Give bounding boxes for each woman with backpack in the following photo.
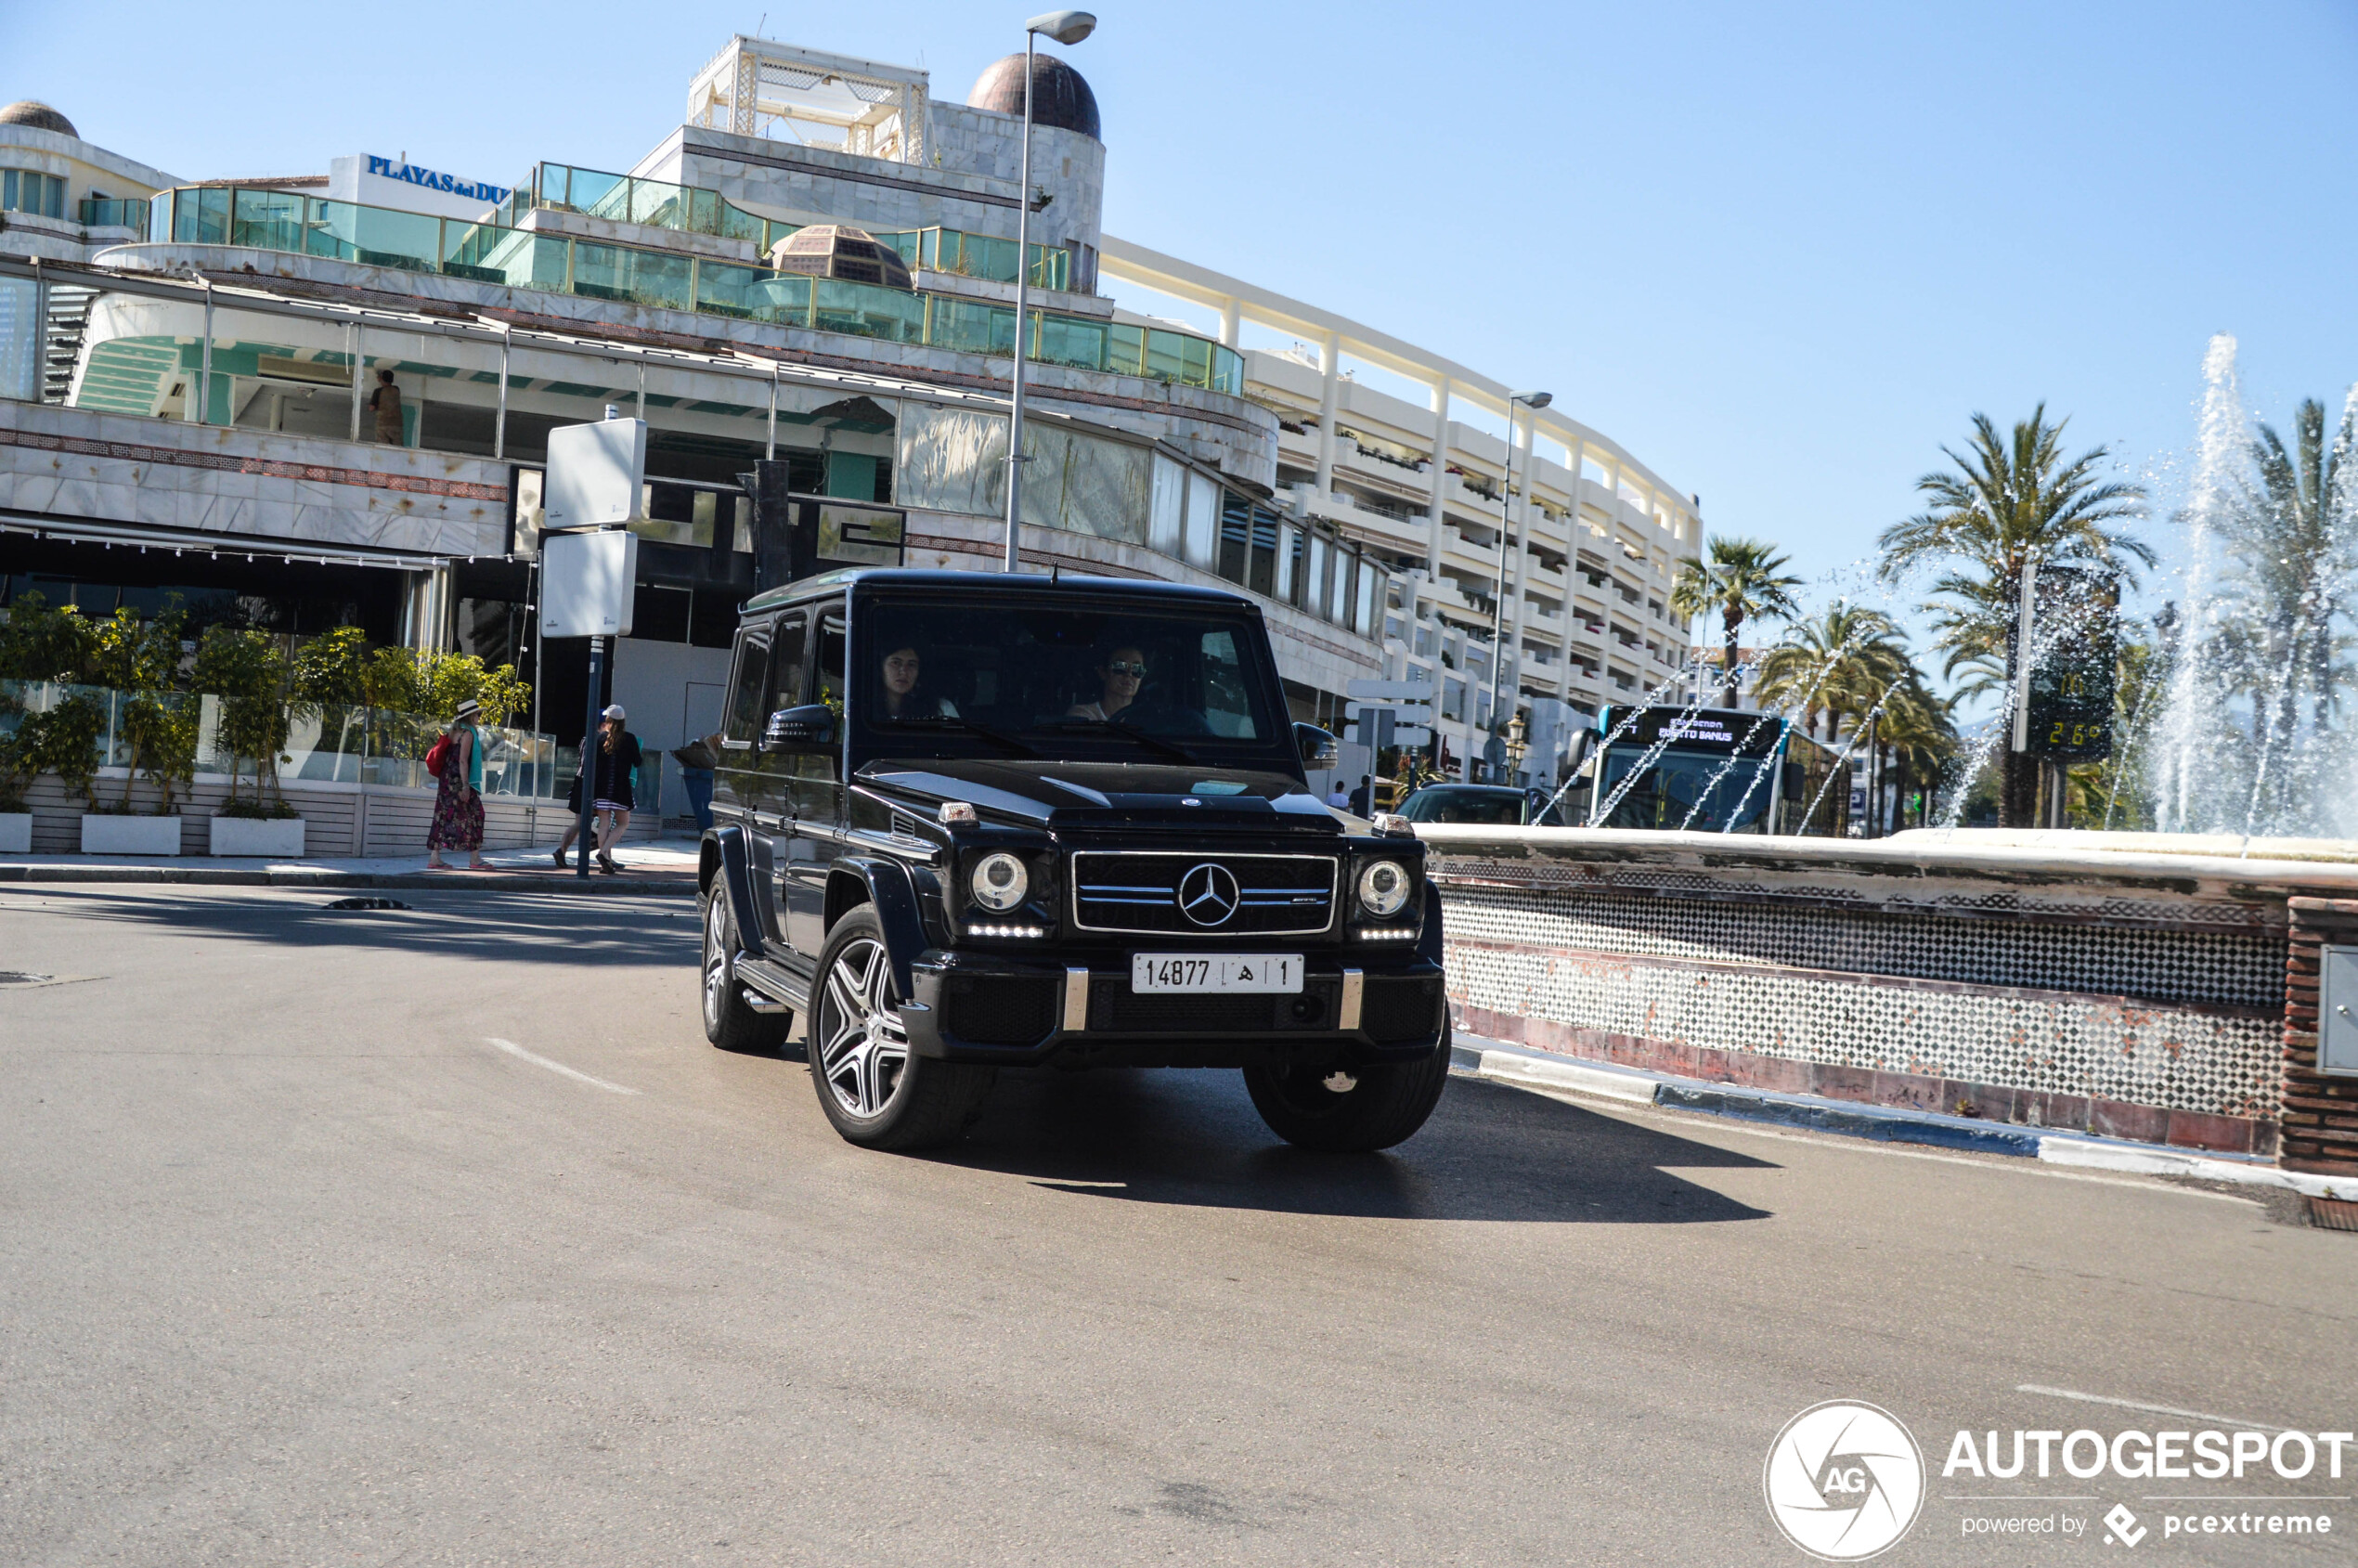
[425,699,490,871]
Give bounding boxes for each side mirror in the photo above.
[762,704,836,752]
[1563,729,1595,775]
[1294,722,1340,771]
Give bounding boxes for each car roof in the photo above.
[741,568,1258,617]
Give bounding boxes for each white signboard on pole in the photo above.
[541,530,638,638]
[544,417,648,531]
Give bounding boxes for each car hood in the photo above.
[860,757,1344,831]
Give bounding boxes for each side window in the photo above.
[767,610,810,716]
[1199,628,1258,738]
[814,603,848,719]
[723,623,772,745]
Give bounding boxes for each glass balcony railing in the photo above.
[77,196,151,231]
[144,186,1240,394]
[496,162,770,248]
[882,227,1069,292]
[498,162,1070,291]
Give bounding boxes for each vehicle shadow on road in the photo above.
[6,888,696,970]
[936,1068,1777,1225]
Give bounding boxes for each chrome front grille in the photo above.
[1070,851,1338,936]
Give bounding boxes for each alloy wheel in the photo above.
[816,938,908,1119]
[703,896,731,1031]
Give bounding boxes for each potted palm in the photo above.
[197,627,304,857]
[81,605,193,855]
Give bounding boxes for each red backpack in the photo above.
[424,732,454,779]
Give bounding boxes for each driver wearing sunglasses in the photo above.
[1066,644,1148,722]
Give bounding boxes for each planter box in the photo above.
[81,813,184,856]
[209,815,305,858]
[0,812,29,854]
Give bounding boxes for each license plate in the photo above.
[1131,953,1303,993]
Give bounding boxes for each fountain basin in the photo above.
[1416,824,2358,1168]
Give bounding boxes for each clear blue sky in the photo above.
[11,0,2357,601]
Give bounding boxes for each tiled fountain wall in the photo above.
[1419,832,2346,1159]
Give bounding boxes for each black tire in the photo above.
[808,905,995,1150]
[1243,1020,1452,1152]
[701,887,791,1053]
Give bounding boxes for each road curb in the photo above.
[0,864,698,895]
[1451,1034,2358,1193]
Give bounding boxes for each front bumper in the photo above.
[903,947,1449,1069]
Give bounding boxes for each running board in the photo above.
[733,952,810,1013]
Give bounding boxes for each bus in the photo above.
[1559,705,1849,836]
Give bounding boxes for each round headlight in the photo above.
[1356,859,1411,918]
[970,851,1030,913]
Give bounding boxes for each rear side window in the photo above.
[814,603,848,716]
[767,610,810,715]
[724,622,772,744]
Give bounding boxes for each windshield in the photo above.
[853,595,1290,764]
[1596,746,1771,832]
[1399,787,1525,825]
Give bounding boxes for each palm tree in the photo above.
[1878,406,2150,826]
[1753,604,1911,741]
[1874,674,1958,831]
[1670,536,1804,703]
[2221,398,2354,805]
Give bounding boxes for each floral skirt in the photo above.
[427,775,484,850]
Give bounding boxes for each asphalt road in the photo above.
[3,885,2352,1567]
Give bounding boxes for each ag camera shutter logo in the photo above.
[1764,1400,1925,1561]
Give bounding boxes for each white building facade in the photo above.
[1,41,1701,797]
[1099,243,1702,785]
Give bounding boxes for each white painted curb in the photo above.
[2039,1136,2358,1200]
[1474,1048,1659,1106]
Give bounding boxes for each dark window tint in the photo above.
[814,604,847,710]
[724,622,771,743]
[767,610,809,714]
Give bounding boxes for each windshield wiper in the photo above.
[877,713,1037,757]
[1032,717,1200,765]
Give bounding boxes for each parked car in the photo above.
[1394,783,1566,827]
[697,569,1452,1153]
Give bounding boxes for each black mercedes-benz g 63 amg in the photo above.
[695,569,1450,1152]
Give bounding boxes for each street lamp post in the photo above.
[1483,389,1550,781]
[1004,10,1097,573]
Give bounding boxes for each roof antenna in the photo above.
[1049,562,1061,583]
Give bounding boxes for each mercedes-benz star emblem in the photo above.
[1176,862,1240,927]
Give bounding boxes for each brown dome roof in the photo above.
[967,54,1101,141]
[0,101,79,137]
[767,225,914,290]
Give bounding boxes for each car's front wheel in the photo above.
[1243,1021,1452,1152]
[702,888,791,1053]
[808,905,995,1149]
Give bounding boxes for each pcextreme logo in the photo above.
[1764,1401,1926,1561]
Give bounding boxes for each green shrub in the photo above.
[17,693,104,805]
[0,693,28,813]
[292,627,369,708]
[195,627,296,811]
[362,646,530,724]
[93,604,194,814]
[0,591,98,684]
